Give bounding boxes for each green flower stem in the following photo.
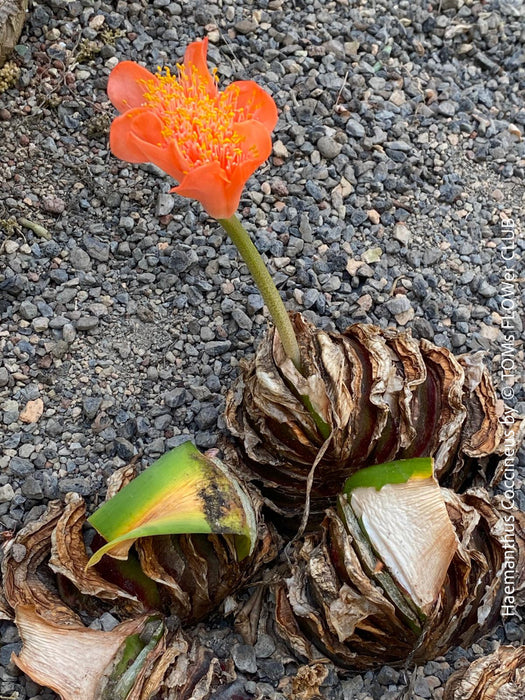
[218,214,302,372]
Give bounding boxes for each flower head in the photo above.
[107,37,278,219]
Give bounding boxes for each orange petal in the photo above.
[173,162,233,219]
[110,109,154,163]
[224,155,269,214]
[223,160,262,216]
[126,110,191,180]
[227,81,279,132]
[221,121,273,216]
[110,109,190,182]
[173,121,272,218]
[136,139,189,183]
[234,119,273,163]
[107,61,155,113]
[183,37,217,97]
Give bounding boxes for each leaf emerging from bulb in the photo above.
[88,442,258,566]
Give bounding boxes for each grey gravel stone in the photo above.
[412,274,429,298]
[0,643,21,667]
[84,235,110,262]
[393,223,411,245]
[317,135,343,159]
[51,340,69,358]
[63,322,77,343]
[232,308,253,331]
[56,287,77,304]
[258,658,285,682]
[114,437,136,460]
[46,418,63,437]
[169,248,199,273]
[119,215,135,230]
[0,483,15,503]
[377,666,400,685]
[76,316,99,331]
[1,274,27,295]
[3,400,19,424]
[195,405,218,430]
[232,644,257,674]
[0,367,10,387]
[19,300,38,320]
[164,388,186,408]
[99,612,120,632]
[50,268,68,283]
[70,247,91,270]
[156,193,175,216]
[412,318,435,340]
[83,396,102,419]
[247,294,264,314]
[478,281,498,298]
[413,674,433,698]
[451,333,467,348]
[32,316,50,332]
[504,620,523,642]
[205,340,231,356]
[341,676,364,698]
[384,295,411,316]
[346,119,366,138]
[254,634,276,659]
[235,18,258,34]
[9,457,34,477]
[58,477,92,496]
[438,100,457,117]
[21,475,43,499]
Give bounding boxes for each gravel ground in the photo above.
[1,0,524,698]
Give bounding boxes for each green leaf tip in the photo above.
[300,393,331,440]
[87,441,257,567]
[343,457,434,495]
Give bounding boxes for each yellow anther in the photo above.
[139,63,262,175]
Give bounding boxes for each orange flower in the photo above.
[107,37,278,219]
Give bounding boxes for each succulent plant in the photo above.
[443,645,525,700]
[226,313,522,525]
[273,477,524,671]
[0,452,275,698]
[82,445,278,623]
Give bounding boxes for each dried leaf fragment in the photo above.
[49,492,149,612]
[1,500,80,624]
[288,663,329,700]
[443,645,525,700]
[0,0,28,67]
[12,606,162,700]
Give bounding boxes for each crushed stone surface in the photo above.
[1,0,524,698]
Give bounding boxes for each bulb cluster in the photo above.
[0,61,20,93]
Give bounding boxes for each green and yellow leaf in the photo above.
[87,442,257,567]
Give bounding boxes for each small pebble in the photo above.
[317,135,342,159]
[76,316,99,331]
[232,644,257,674]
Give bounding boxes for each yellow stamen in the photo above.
[141,64,260,175]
